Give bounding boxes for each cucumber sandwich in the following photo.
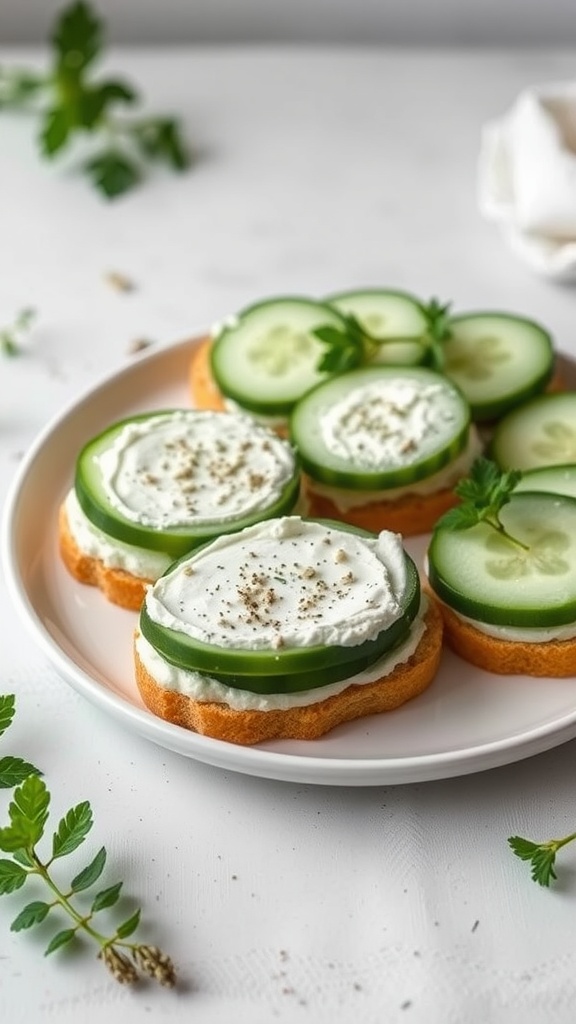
[134,516,443,744]
[59,409,301,609]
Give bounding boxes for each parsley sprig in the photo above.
[312,297,453,375]
[508,832,576,887]
[436,457,527,550]
[0,1,190,198]
[0,308,36,357]
[0,695,176,986]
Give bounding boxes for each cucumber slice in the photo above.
[327,288,428,366]
[290,366,470,490]
[210,297,347,416]
[139,553,420,693]
[75,410,300,557]
[490,392,576,471]
[442,312,554,421]
[514,464,576,499]
[428,492,576,627]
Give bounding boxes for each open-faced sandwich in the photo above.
[59,409,301,610]
[426,457,576,676]
[134,515,443,745]
[290,365,482,536]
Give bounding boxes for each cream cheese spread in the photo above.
[64,489,172,579]
[319,377,465,470]
[144,516,409,650]
[443,602,576,644]
[307,430,483,510]
[136,598,428,711]
[95,410,297,528]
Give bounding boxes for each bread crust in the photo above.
[189,337,227,412]
[133,600,443,745]
[435,597,576,677]
[304,485,459,537]
[58,503,151,611]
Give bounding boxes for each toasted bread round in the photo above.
[189,337,227,412]
[434,597,576,677]
[304,484,459,537]
[58,504,152,611]
[133,600,443,745]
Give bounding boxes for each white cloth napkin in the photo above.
[478,82,576,280]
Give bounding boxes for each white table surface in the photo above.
[2,46,576,1024]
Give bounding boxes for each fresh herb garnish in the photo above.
[436,457,526,549]
[312,314,369,374]
[419,297,453,371]
[0,308,36,357]
[312,297,453,374]
[0,1,190,198]
[0,694,176,986]
[508,832,576,887]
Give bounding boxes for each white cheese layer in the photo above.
[145,516,409,650]
[96,410,296,528]
[307,430,483,510]
[445,603,576,644]
[318,377,465,469]
[64,489,172,579]
[136,598,428,711]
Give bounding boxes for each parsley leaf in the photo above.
[84,150,142,198]
[419,297,453,370]
[313,316,365,374]
[132,117,190,170]
[436,456,524,545]
[508,832,576,887]
[0,1,190,198]
[52,0,102,77]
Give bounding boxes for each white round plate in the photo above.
[4,338,576,787]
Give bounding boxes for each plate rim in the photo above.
[4,336,576,787]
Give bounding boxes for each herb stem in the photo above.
[489,518,531,552]
[30,850,107,946]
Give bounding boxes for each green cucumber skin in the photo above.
[428,492,576,627]
[444,312,554,422]
[75,410,301,557]
[139,545,420,688]
[290,366,470,491]
[139,611,413,694]
[210,296,348,416]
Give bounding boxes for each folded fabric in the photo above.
[478,82,576,280]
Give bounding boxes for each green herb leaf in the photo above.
[70,845,106,892]
[52,801,93,860]
[436,457,523,542]
[11,900,52,932]
[39,106,72,156]
[132,117,189,170]
[84,150,141,198]
[417,297,453,370]
[52,0,102,77]
[115,907,141,939]
[0,696,15,739]
[312,316,365,374]
[12,849,35,868]
[0,859,28,895]
[0,756,42,790]
[91,880,123,912]
[79,80,138,129]
[45,928,77,956]
[508,836,558,887]
[0,775,50,852]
